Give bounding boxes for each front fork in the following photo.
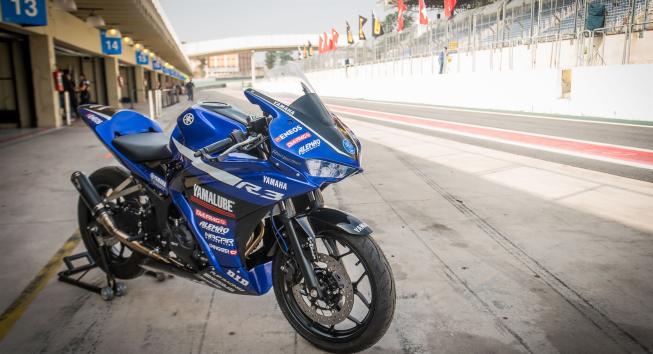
[278,196,323,298]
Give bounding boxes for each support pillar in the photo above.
[251,50,256,83]
[104,57,120,107]
[28,33,59,128]
[134,66,146,103]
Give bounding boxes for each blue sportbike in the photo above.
[71,65,395,352]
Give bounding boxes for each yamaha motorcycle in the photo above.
[71,65,395,353]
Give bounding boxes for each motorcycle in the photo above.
[71,64,395,353]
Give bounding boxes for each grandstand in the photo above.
[302,0,653,72]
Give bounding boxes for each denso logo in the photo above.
[274,125,302,143]
[286,132,311,148]
[298,139,321,155]
[194,209,227,226]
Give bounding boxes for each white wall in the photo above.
[302,62,653,122]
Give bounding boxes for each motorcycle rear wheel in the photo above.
[272,230,395,353]
[78,166,145,279]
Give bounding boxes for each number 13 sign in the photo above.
[0,0,47,26]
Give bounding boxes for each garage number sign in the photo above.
[0,0,47,26]
[101,29,122,55]
[136,50,149,65]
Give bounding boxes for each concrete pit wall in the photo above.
[301,34,653,122]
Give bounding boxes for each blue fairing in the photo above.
[77,85,364,296]
[78,105,168,194]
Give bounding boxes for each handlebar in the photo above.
[193,136,234,157]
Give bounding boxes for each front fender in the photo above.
[307,207,372,236]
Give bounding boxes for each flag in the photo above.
[419,0,429,25]
[302,45,307,59]
[346,21,354,44]
[358,15,367,40]
[331,27,339,50]
[372,12,384,37]
[318,34,324,54]
[397,0,408,32]
[308,41,313,56]
[444,0,457,18]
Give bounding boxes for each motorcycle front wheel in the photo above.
[272,231,395,353]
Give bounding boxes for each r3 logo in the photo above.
[235,181,284,201]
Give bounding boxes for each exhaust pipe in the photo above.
[71,171,171,264]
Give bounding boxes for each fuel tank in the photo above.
[173,102,250,150]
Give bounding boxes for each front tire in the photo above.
[272,231,395,353]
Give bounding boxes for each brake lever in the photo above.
[213,134,264,162]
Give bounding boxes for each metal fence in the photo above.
[301,0,653,71]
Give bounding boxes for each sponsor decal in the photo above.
[194,209,228,226]
[272,149,301,166]
[204,232,234,246]
[86,114,103,125]
[353,222,369,233]
[263,176,288,190]
[274,125,303,143]
[209,243,238,256]
[227,269,250,287]
[182,113,194,125]
[199,270,241,292]
[191,185,236,218]
[273,101,296,116]
[298,139,321,155]
[286,132,311,148]
[149,172,166,190]
[199,221,230,235]
[342,139,356,154]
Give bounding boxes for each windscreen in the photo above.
[253,63,355,157]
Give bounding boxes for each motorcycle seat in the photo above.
[112,132,172,162]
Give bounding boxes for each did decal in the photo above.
[274,125,303,143]
[227,269,250,287]
[286,132,311,148]
[263,176,288,190]
[191,185,235,218]
[298,139,321,155]
[194,209,228,226]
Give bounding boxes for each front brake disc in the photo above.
[291,253,355,326]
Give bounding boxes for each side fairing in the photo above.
[168,129,316,295]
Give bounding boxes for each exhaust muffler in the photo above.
[71,171,170,264]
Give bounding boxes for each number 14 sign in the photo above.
[0,0,47,26]
[100,29,122,55]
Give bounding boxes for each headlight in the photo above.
[306,159,356,178]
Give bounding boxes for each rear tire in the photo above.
[272,231,395,353]
[78,166,145,279]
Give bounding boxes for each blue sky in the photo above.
[159,0,390,43]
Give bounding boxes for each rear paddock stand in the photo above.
[57,248,169,301]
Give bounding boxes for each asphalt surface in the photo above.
[323,97,653,182]
[0,88,651,353]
